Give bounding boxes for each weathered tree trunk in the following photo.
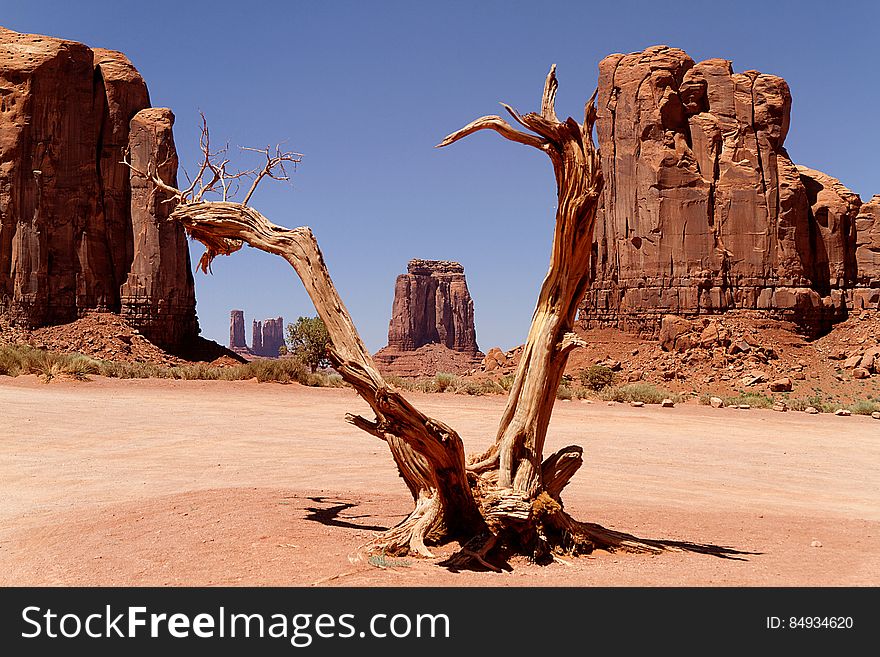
[172,202,485,557]
[154,66,666,567]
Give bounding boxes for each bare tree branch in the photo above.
[436,115,546,150]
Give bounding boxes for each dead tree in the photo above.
[128,70,665,567]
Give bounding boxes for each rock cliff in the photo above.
[0,27,197,346]
[581,45,869,336]
[376,259,481,375]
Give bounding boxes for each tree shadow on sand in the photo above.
[303,496,389,532]
[441,523,761,573]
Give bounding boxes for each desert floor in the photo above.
[1,376,877,586]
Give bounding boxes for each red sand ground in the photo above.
[1,376,877,586]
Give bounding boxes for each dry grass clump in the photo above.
[0,345,341,385]
[599,383,681,405]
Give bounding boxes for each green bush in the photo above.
[580,365,614,391]
[286,316,330,372]
[556,385,574,400]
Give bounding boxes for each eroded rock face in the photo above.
[854,197,880,310]
[0,27,197,346]
[386,259,479,353]
[120,108,197,345]
[376,259,482,375]
[582,45,864,336]
[253,317,284,357]
[229,310,246,349]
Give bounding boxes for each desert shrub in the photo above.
[305,371,346,387]
[848,399,879,416]
[498,374,515,392]
[245,357,310,383]
[580,365,614,391]
[0,345,103,381]
[63,354,101,380]
[788,395,836,413]
[434,372,459,393]
[600,383,679,405]
[722,393,774,409]
[556,385,574,401]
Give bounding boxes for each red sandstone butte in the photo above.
[375,259,482,375]
[0,27,197,346]
[581,45,871,336]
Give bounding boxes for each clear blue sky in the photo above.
[4,0,878,351]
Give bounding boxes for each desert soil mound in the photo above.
[375,343,483,377]
[0,378,877,586]
[1,312,242,366]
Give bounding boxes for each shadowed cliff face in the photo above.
[386,259,479,354]
[582,45,873,337]
[0,27,197,346]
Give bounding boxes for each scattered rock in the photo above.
[630,401,645,408]
[729,340,752,355]
[852,367,870,379]
[742,371,767,386]
[843,355,862,369]
[810,540,823,548]
[737,404,751,410]
[659,315,696,352]
[871,411,880,420]
[661,398,675,408]
[709,396,724,408]
[834,409,852,416]
[771,402,788,412]
[769,377,793,392]
[804,406,820,414]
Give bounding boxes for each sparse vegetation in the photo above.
[847,399,879,416]
[433,372,459,392]
[721,393,774,409]
[556,385,574,400]
[580,364,614,391]
[599,383,681,405]
[0,344,333,385]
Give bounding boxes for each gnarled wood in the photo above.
[438,65,603,499]
[167,201,485,556]
[139,70,679,566]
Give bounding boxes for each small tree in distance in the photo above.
[287,316,330,372]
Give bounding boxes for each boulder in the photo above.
[769,377,793,392]
[659,315,695,352]
[852,368,870,379]
[804,406,820,414]
[709,396,724,408]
